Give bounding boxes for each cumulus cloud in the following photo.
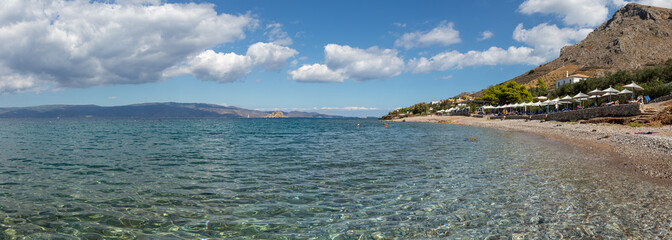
[166,50,253,83]
[166,42,297,82]
[114,0,162,5]
[247,42,298,71]
[394,22,461,49]
[0,0,254,93]
[513,23,593,59]
[324,44,404,81]
[478,31,494,41]
[519,0,609,27]
[288,64,345,83]
[408,46,546,73]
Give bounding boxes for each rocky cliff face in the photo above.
[559,3,672,70]
[474,3,672,96]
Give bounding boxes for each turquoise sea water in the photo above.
[1,118,672,239]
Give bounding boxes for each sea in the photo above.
[1,118,671,239]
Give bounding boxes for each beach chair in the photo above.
[644,96,651,103]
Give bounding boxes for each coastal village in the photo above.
[384,3,672,127]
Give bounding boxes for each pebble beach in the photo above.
[390,115,672,183]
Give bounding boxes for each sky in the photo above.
[0,0,671,117]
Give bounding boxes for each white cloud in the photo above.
[288,64,345,83]
[265,23,293,45]
[0,0,254,93]
[247,42,298,71]
[408,46,546,73]
[324,44,404,81]
[109,96,119,100]
[394,22,461,49]
[393,22,407,28]
[114,0,162,5]
[519,0,609,27]
[636,0,672,8]
[0,73,44,94]
[166,50,253,83]
[166,42,298,82]
[478,31,494,41]
[513,23,592,59]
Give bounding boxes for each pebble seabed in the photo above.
[2,118,672,239]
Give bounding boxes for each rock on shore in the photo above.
[265,111,286,118]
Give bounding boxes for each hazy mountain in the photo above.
[474,3,672,97]
[0,102,343,119]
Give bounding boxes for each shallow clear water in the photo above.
[0,118,671,239]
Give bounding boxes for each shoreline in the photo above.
[390,115,672,184]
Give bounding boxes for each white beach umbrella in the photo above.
[602,86,619,102]
[559,95,574,110]
[623,82,644,90]
[534,96,548,101]
[601,92,618,99]
[603,86,619,94]
[573,92,589,99]
[588,88,604,106]
[618,89,632,95]
[560,95,574,102]
[588,88,605,96]
[623,82,644,100]
[573,92,589,108]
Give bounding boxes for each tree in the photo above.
[478,80,533,104]
[410,102,429,115]
[537,78,547,91]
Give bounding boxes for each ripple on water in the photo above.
[0,119,671,238]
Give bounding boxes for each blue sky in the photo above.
[0,0,670,117]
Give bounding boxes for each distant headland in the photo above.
[0,102,344,119]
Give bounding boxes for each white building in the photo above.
[430,100,440,105]
[556,72,589,88]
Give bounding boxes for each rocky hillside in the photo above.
[474,3,672,96]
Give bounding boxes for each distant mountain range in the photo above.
[0,102,344,119]
[473,3,672,97]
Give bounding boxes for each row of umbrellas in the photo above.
[482,82,644,110]
[437,107,461,113]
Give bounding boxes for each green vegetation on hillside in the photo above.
[478,80,533,105]
[552,59,672,99]
[410,102,429,114]
[383,59,672,119]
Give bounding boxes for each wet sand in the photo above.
[390,115,672,184]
